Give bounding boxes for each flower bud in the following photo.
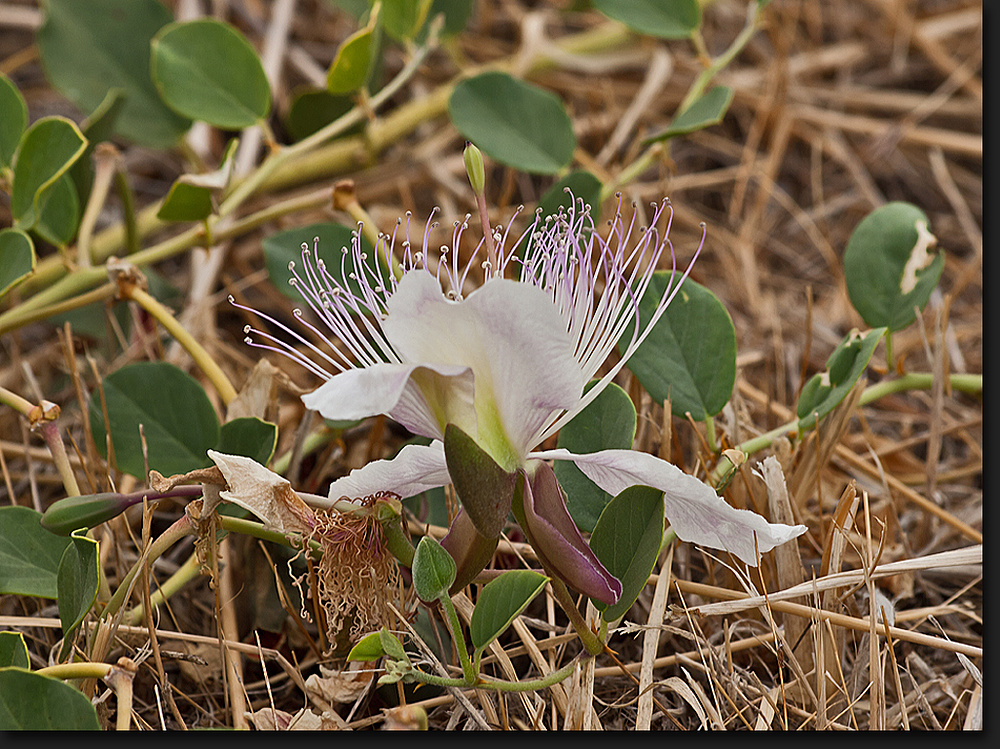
[41,492,140,536]
[463,141,485,195]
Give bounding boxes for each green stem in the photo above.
[440,593,476,683]
[36,662,113,681]
[549,577,604,656]
[409,656,581,692]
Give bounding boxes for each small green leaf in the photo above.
[33,173,81,247]
[645,85,734,144]
[284,88,358,142]
[554,381,637,533]
[0,506,74,599]
[152,19,271,129]
[89,361,221,479]
[156,180,215,222]
[327,24,377,94]
[262,222,380,305]
[37,0,190,148]
[381,0,432,41]
[0,669,101,730]
[449,72,576,175]
[0,228,36,300]
[10,116,87,231]
[593,0,701,39]
[412,536,457,602]
[346,631,385,661]
[444,424,517,540]
[588,485,664,622]
[0,633,30,669]
[378,627,409,662]
[796,328,886,428]
[470,570,548,652]
[626,274,737,420]
[215,417,279,466]
[57,529,100,651]
[843,202,945,332]
[0,72,27,169]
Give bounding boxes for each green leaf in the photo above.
[796,327,886,428]
[588,485,664,622]
[444,424,517,540]
[470,570,548,652]
[0,72,27,169]
[156,180,215,222]
[645,85,733,144]
[0,506,73,599]
[10,116,87,231]
[425,0,475,37]
[327,24,377,94]
[0,633,30,670]
[284,88,358,142]
[554,381,636,533]
[412,536,457,602]
[0,668,101,730]
[347,630,385,661]
[449,72,576,175]
[0,228,36,300]
[626,274,737,420]
[215,417,279,466]
[593,0,701,39]
[36,0,191,148]
[537,171,603,220]
[33,173,81,247]
[57,529,100,650]
[378,627,409,662]
[262,222,379,305]
[843,202,945,332]
[381,0,432,41]
[89,361,221,479]
[152,19,271,129]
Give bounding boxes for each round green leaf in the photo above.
[588,485,664,622]
[0,669,100,730]
[0,228,36,300]
[10,116,87,231]
[326,25,377,94]
[0,632,30,669]
[263,222,378,304]
[626,274,737,420]
[593,0,701,39]
[470,570,549,652]
[0,72,27,169]
[89,361,221,479]
[215,417,279,466]
[412,536,457,602]
[36,0,191,148]
[843,202,945,332]
[449,72,575,175]
[554,381,637,533]
[645,85,734,144]
[33,173,81,247]
[0,506,74,599]
[152,19,271,129]
[57,529,100,648]
[796,327,886,428]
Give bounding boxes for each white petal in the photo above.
[533,448,807,566]
[383,273,584,457]
[316,442,451,505]
[302,361,475,442]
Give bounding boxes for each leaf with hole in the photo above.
[625,274,736,420]
[588,485,664,622]
[0,507,74,599]
[36,0,191,148]
[449,72,575,175]
[152,19,271,129]
[554,381,636,533]
[470,570,549,652]
[843,202,944,332]
[89,361,221,479]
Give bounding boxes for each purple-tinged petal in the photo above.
[533,448,807,567]
[517,461,621,606]
[316,443,451,506]
[383,273,584,457]
[301,361,476,442]
[440,508,500,594]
